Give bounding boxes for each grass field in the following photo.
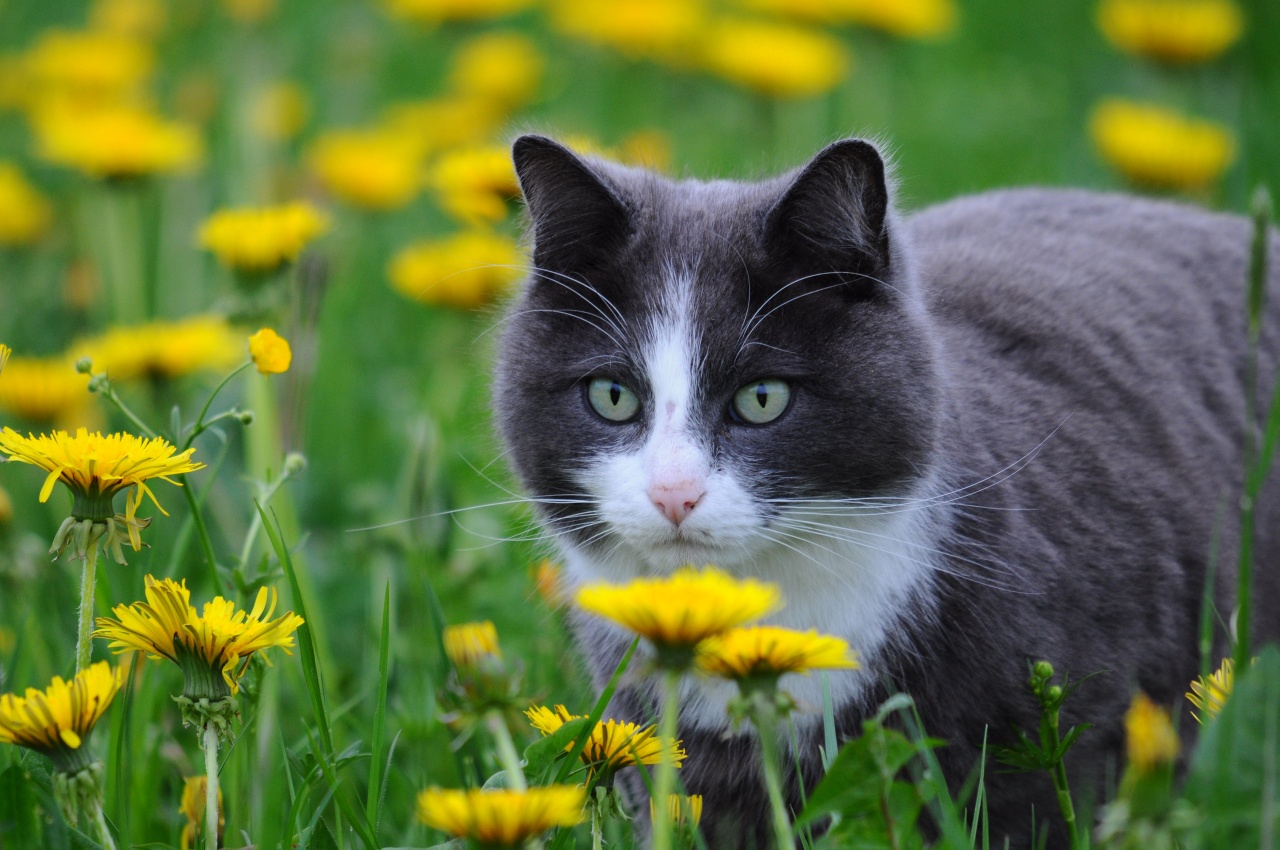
[0,1,1278,848]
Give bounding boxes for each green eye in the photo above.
[732,379,791,424]
[586,378,640,422]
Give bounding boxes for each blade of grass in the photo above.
[304,727,379,850]
[552,638,640,785]
[366,583,392,837]
[257,501,333,754]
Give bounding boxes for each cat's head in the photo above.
[493,136,942,583]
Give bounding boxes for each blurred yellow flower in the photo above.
[0,55,31,112]
[307,129,422,211]
[1090,99,1234,191]
[179,775,223,850]
[0,427,204,536]
[248,328,292,375]
[1124,692,1179,773]
[416,786,585,846]
[700,19,851,98]
[74,316,242,381]
[389,231,522,309]
[23,29,153,103]
[1186,657,1233,723]
[696,626,859,680]
[430,145,520,224]
[617,130,673,171]
[33,103,202,179]
[841,0,956,37]
[251,81,310,142]
[1098,0,1242,64]
[90,0,169,40]
[447,32,545,110]
[0,163,50,246]
[650,794,703,826]
[0,356,93,424]
[199,202,329,273]
[96,575,304,700]
[0,343,9,375]
[737,0,956,37]
[383,0,535,24]
[381,96,505,157]
[525,703,686,780]
[444,621,503,669]
[223,0,277,24]
[0,662,124,774]
[548,0,707,62]
[532,558,566,607]
[575,565,781,655]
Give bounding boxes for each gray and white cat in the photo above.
[492,135,1280,848]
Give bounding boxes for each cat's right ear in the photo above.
[512,135,632,272]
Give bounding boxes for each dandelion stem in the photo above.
[203,721,219,850]
[75,539,100,674]
[1046,704,1080,849]
[88,795,119,850]
[652,668,681,850]
[749,694,794,850]
[485,710,527,791]
[591,800,604,850]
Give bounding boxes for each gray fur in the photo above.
[492,136,1280,849]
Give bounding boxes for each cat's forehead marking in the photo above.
[643,261,700,433]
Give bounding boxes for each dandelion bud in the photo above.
[87,374,110,394]
[284,451,307,475]
[74,357,93,374]
[1033,660,1054,680]
[238,410,255,426]
[1046,685,1063,703]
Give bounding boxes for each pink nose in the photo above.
[648,481,705,526]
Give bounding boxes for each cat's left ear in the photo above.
[763,139,892,286]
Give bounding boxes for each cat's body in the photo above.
[493,136,1280,848]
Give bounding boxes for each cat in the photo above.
[491,134,1280,849]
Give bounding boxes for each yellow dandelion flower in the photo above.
[307,129,422,211]
[444,621,502,669]
[429,144,520,224]
[33,103,202,179]
[199,202,328,273]
[73,316,242,382]
[548,0,708,62]
[383,0,535,24]
[179,775,223,850]
[650,794,703,826]
[447,32,545,110]
[1098,0,1242,64]
[388,231,523,310]
[90,0,169,40]
[0,662,124,774]
[525,704,686,779]
[1124,692,1180,773]
[95,575,304,701]
[1186,657,1233,724]
[248,328,292,375]
[0,355,93,424]
[23,29,152,102]
[250,81,309,142]
[1090,99,1234,191]
[0,162,53,247]
[416,786,585,846]
[696,626,859,681]
[0,427,203,530]
[380,96,505,157]
[575,565,781,659]
[700,19,851,98]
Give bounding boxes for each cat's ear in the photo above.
[512,135,631,272]
[764,139,892,288]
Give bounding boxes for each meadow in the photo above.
[0,0,1278,848]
